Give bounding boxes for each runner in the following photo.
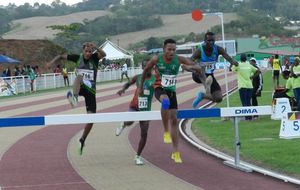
[115,59,155,165]
[191,31,239,108]
[139,38,202,163]
[47,42,106,155]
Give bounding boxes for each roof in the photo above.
[236,38,300,54]
[0,54,20,64]
[99,40,133,60]
[239,50,299,56]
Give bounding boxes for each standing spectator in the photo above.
[26,65,36,92]
[14,66,21,76]
[21,65,27,75]
[271,54,281,89]
[291,57,300,111]
[4,67,11,78]
[62,66,69,86]
[232,54,260,120]
[120,62,130,82]
[54,64,61,74]
[249,58,263,119]
[34,66,41,77]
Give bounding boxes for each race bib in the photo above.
[205,63,215,73]
[77,69,94,81]
[161,74,177,87]
[138,96,148,109]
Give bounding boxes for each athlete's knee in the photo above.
[161,98,170,110]
[214,96,223,103]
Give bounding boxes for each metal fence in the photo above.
[1,67,142,95]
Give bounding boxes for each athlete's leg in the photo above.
[79,90,96,155]
[73,75,83,97]
[137,121,149,156]
[125,72,130,81]
[169,109,178,151]
[155,88,170,134]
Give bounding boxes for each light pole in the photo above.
[203,12,230,107]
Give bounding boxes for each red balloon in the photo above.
[192,9,203,21]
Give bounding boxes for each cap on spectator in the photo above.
[249,57,257,62]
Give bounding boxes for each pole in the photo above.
[218,13,229,107]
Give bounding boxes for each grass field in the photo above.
[192,70,300,178]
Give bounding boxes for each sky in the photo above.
[0,0,83,6]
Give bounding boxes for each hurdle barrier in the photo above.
[4,105,300,183]
[0,106,272,172]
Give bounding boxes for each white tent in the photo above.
[99,39,134,64]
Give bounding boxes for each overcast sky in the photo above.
[0,0,83,6]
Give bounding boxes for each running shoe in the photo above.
[115,122,126,136]
[171,151,182,163]
[67,90,78,107]
[192,91,204,109]
[163,132,172,144]
[78,137,85,156]
[134,155,144,165]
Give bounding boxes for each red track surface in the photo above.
[0,72,299,190]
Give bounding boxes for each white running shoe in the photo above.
[115,122,125,136]
[67,90,78,107]
[134,155,144,165]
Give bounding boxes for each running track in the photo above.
[0,71,299,190]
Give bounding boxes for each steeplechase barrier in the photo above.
[0,106,271,171]
[2,105,300,185]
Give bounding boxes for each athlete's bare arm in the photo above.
[93,47,106,60]
[46,54,68,69]
[218,46,239,67]
[139,56,157,96]
[117,75,138,96]
[178,56,202,73]
[191,49,201,61]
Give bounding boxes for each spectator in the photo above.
[62,66,69,86]
[291,57,300,111]
[14,66,21,76]
[249,58,263,119]
[54,64,61,74]
[232,54,260,121]
[273,70,295,109]
[4,67,11,77]
[34,66,41,77]
[26,65,36,92]
[21,65,26,75]
[120,62,130,82]
[271,54,281,89]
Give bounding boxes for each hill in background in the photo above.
[3,11,236,48]
[0,39,65,71]
[3,10,110,40]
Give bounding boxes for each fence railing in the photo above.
[1,67,142,95]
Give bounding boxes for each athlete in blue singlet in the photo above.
[191,32,239,108]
